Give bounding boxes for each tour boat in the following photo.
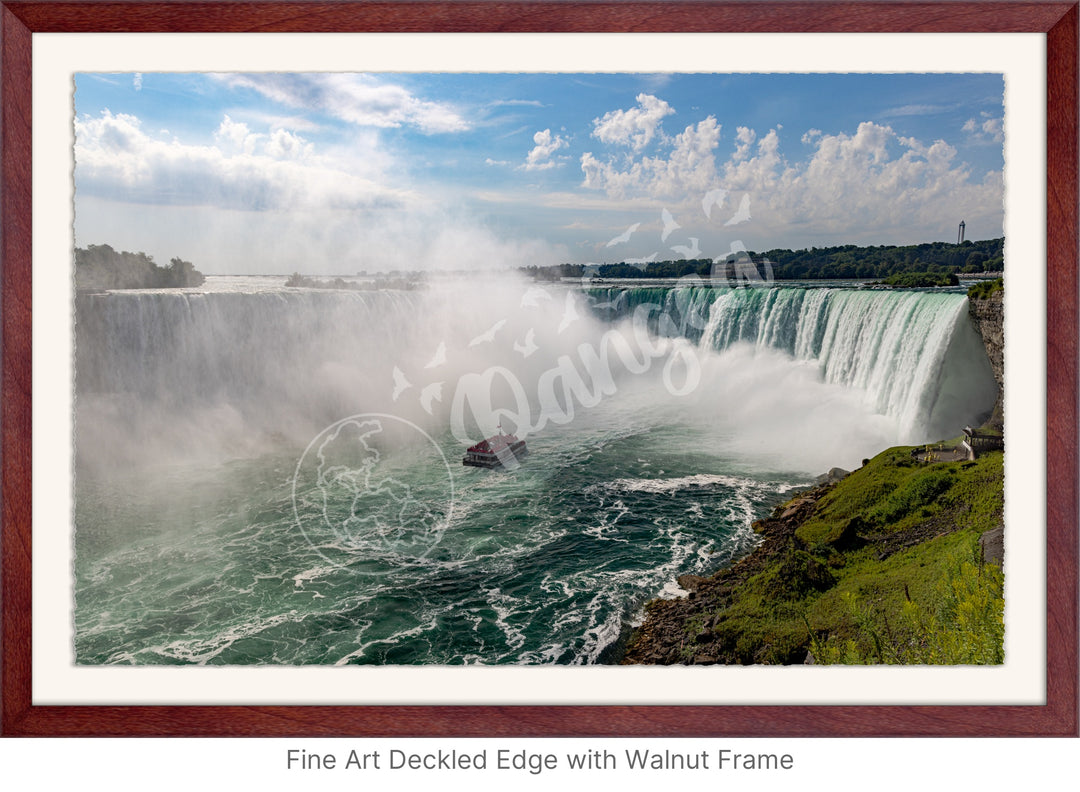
[462,426,528,469]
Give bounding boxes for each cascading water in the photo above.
[74,277,998,665]
[587,285,997,443]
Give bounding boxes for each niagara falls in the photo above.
[71,71,1007,667]
[73,273,1000,665]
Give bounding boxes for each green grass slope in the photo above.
[622,446,1004,665]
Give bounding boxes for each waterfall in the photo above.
[75,281,998,469]
[76,289,422,406]
[74,288,440,466]
[587,285,997,442]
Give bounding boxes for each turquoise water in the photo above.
[76,418,799,664]
[73,278,996,665]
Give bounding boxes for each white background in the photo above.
[6,28,1074,783]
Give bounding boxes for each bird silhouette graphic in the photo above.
[520,286,553,309]
[558,292,580,334]
[671,237,702,260]
[391,366,412,401]
[661,208,681,242]
[513,328,539,358]
[581,263,602,280]
[715,239,750,263]
[606,223,640,247]
[420,381,444,415]
[625,252,658,266]
[424,341,446,369]
[469,319,507,347]
[702,188,728,219]
[724,193,751,226]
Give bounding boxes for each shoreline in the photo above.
[616,475,842,665]
[617,291,1004,666]
[618,443,1005,666]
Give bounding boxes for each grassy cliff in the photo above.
[621,445,1004,665]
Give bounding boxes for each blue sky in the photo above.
[74,72,1004,274]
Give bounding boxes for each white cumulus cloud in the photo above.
[73,109,570,274]
[580,111,1002,243]
[964,115,1004,144]
[76,109,412,212]
[733,126,757,160]
[265,128,314,160]
[724,121,1001,238]
[215,115,262,155]
[523,128,569,171]
[590,93,674,151]
[581,117,722,200]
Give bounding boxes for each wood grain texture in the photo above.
[1,1,33,737]
[6,702,1075,737]
[1,0,1077,737]
[1044,2,1079,739]
[2,1,1076,33]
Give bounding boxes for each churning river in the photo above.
[73,276,996,664]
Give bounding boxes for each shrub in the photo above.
[880,271,959,287]
[868,468,953,525]
[967,278,1004,300]
[806,536,1004,665]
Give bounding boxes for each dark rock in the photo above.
[677,574,705,592]
[980,524,1004,565]
[780,498,813,519]
[693,654,717,665]
[815,467,850,485]
[833,515,868,550]
[968,294,1004,430]
[968,294,1003,385]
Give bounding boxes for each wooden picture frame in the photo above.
[2,1,1076,737]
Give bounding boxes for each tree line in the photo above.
[75,244,205,290]
[752,237,1002,280]
[521,238,1004,282]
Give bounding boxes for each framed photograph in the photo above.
[2,1,1076,737]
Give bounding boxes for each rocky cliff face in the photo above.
[968,292,1003,428]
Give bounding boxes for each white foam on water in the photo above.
[75,281,1000,666]
[603,472,769,494]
